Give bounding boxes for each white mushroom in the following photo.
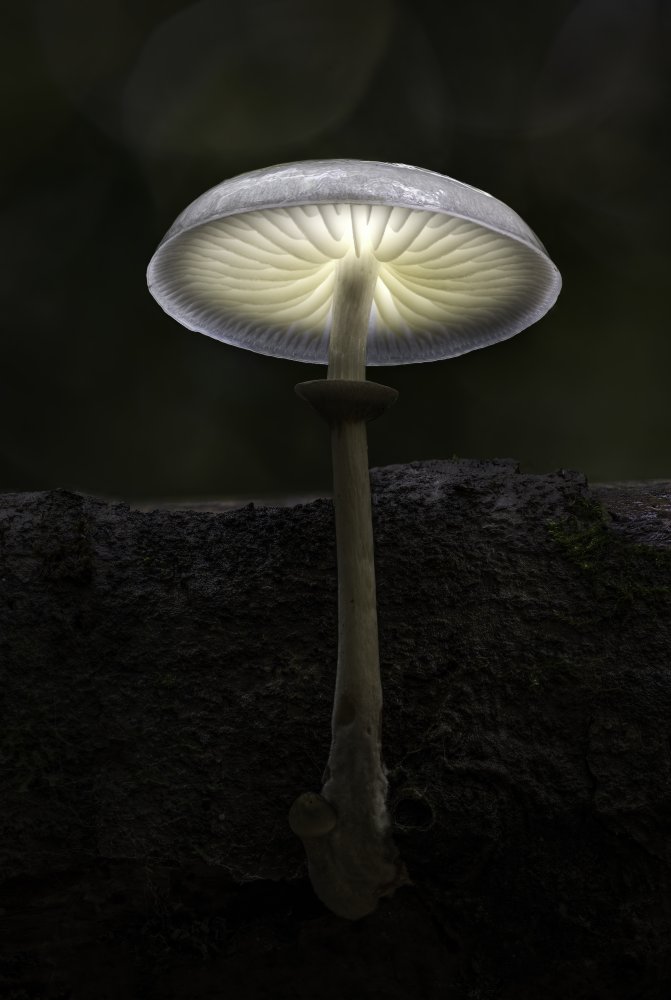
[147,159,561,920]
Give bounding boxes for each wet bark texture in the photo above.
[1,459,670,1000]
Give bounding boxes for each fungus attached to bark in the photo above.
[147,159,561,920]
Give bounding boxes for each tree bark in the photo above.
[1,459,670,999]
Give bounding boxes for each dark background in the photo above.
[2,0,670,502]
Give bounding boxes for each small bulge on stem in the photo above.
[328,251,379,382]
[289,792,337,838]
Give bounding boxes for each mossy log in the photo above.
[1,459,670,1000]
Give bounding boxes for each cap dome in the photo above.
[147,159,561,366]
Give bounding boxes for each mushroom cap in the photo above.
[147,160,561,366]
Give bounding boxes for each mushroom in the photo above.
[147,159,561,919]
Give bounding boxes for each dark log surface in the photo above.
[1,459,671,1000]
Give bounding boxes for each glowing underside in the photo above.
[150,203,555,365]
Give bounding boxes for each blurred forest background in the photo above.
[2,0,670,501]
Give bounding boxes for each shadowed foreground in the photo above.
[1,459,670,999]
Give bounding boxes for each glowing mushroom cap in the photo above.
[147,159,561,366]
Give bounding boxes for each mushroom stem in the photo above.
[293,379,404,919]
[290,246,407,920]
